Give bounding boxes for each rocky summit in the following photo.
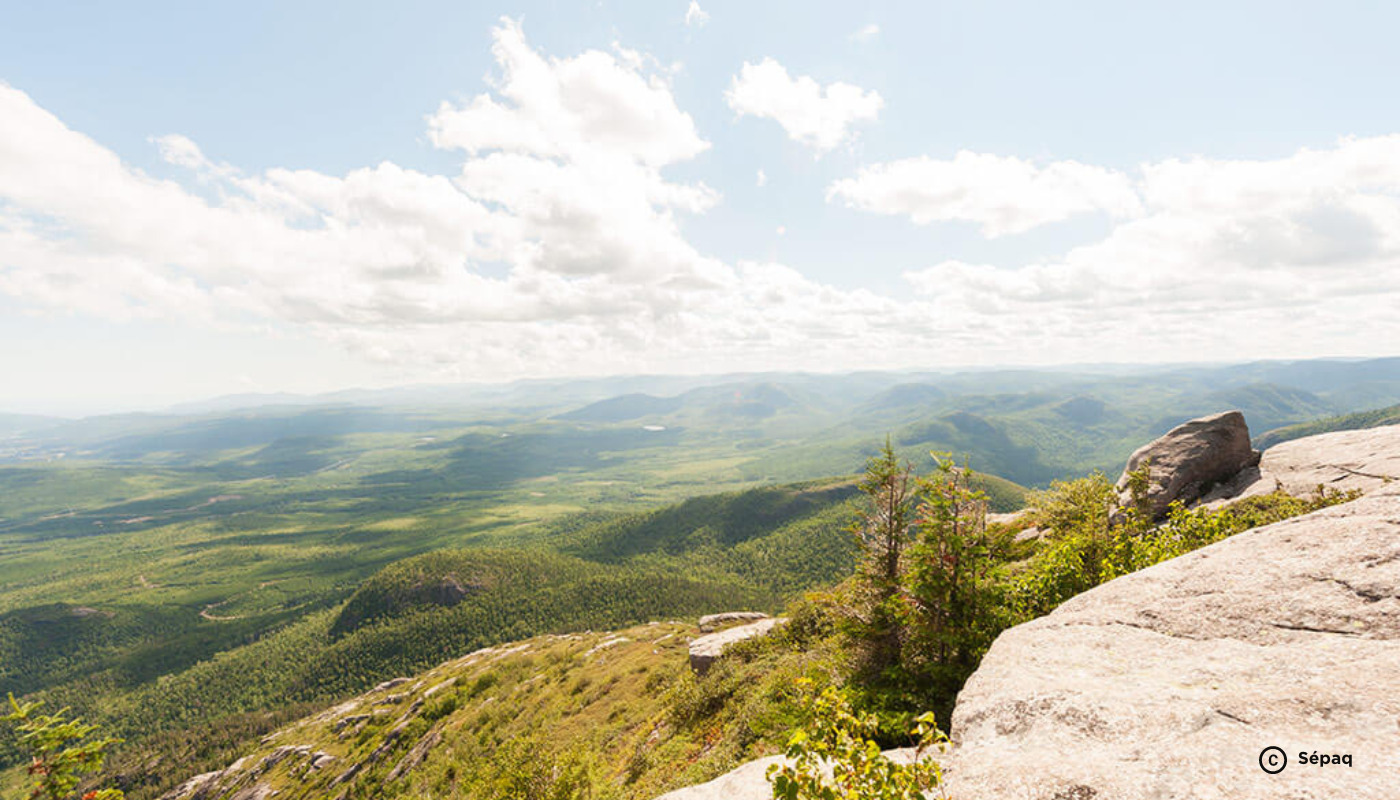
[651,423,1400,800]
[948,464,1400,797]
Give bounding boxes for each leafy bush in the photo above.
[1104,487,1360,579]
[767,682,945,800]
[1010,477,1358,618]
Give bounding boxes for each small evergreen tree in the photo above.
[844,438,915,684]
[4,694,124,800]
[904,454,1007,708]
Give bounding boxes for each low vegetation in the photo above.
[767,683,945,800]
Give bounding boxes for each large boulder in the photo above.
[944,479,1400,799]
[1116,410,1260,519]
[689,617,784,675]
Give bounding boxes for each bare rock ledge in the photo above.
[688,617,785,675]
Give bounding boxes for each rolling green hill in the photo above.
[1256,402,1400,449]
[0,475,888,799]
[6,357,1400,799]
[555,393,685,422]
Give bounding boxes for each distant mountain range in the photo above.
[6,357,1400,485]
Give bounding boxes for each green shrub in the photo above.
[1011,478,1358,618]
[665,664,742,729]
[767,682,945,800]
[1104,487,1360,578]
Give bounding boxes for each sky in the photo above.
[3,1,1400,414]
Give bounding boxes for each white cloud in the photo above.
[684,1,709,27]
[828,151,1143,236]
[900,136,1400,362]
[756,169,767,187]
[850,23,880,43]
[0,34,921,380]
[429,20,708,169]
[4,27,1400,383]
[725,58,883,153]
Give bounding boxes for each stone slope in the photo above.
[1203,424,1400,507]
[945,427,1400,800]
[1255,424,1400,496]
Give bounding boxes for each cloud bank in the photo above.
[2,20,1400,384]
[829,152,1143,236]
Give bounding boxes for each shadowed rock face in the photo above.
[1116,410,1260,519]
[946,475,1400,798]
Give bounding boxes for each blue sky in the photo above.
[3,1,1400,414]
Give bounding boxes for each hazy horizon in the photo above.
[4,354,1396,419]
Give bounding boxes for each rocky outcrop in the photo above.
[697,611,769,632]
[1196,424,1400,509]
[946,481,1400,798]
[689,617,785,674]
[1116,410,1260,518]
[1253,424,1399,494]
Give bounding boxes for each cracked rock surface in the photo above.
[945,478,1400,799]
[1256,425,1400,496]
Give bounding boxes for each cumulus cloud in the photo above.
[725,58,883,153]
[684,1,709,27]
[3,24,1400,381]
[756,169,767,187]
[0,31,922,379]
[900,136,1400,362]
[0,24,728,358]
[828,151,1143,236]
